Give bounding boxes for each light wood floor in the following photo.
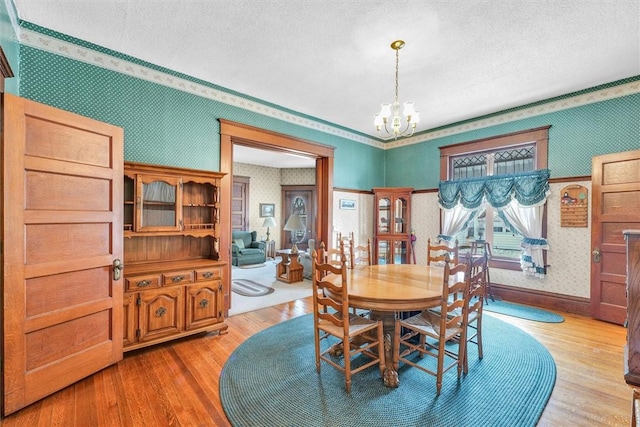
[1,297,632,426]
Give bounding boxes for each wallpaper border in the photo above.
[19,27,640,151]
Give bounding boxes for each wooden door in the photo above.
[282,185,315,251]
[591,149,640,325]
[232,176,249,231]
[2,94,124,415]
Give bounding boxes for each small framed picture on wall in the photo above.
[339,199,356,210]
[260,203,275,217]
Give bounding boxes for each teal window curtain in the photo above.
[438,169,550,277]
[438,169,550,209]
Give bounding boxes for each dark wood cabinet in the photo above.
[123,162,227,351]
[373,187,413,264]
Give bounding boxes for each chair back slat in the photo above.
[312,249,349,330]
[350,237,372,268]
[466,252,487,315]
[439,255,471,331]
[428,238,459,267]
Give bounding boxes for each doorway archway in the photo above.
[219,120,334,313]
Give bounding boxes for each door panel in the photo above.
[232,176,249,231]
[2,93,124,415]
[282,185,315,251]
[591,149,640,324]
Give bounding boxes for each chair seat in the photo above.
[401,311,463,341]
[318,314,380,337]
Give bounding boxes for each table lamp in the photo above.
[262,216,276,241]
[283,213,305,254]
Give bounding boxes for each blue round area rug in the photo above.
[220,314,556,427]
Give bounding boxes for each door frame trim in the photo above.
[219,120,334,312]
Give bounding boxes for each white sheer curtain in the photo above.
[438,203,476,247]
[498,199,548,278]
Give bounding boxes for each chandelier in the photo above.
[374,40,420,140]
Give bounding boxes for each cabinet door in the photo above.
[378,197,391,234]
[136,174,183,232]
[393,196,409,234]
[138,287,184,342]
[377,238,411,264]
[186,281,222,329]
[392,239,410,264]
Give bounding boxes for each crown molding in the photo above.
[20,28,639,152]
[19,28,384,150]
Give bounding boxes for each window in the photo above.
[439,126,549,270]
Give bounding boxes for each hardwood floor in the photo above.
[1,297,632,426]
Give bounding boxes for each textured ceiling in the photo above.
[11,1,640,167]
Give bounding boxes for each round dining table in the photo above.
[325,263,455,387]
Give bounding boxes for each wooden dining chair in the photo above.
[427,238,459,267]
[460,251,487,374]
[393,254,470,394]
[322,239,348,268]
[350,237,372,268]
[470,240,494,302]
[311,250,385,393]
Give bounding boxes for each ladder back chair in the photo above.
[311,250,385,393]
[350,237,372,268]
[393,254,470,394]
[469,240,494,302]
[461,251,487,374]
[427,238,459,267]
[322,239,349,268]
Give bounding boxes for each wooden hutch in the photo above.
[123,162,227,351]
[373,187,413,264]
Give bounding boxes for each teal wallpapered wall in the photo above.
[0,0,20,94]
[12,21,640,191]
[385,87,640,189]
[16,24,385,189]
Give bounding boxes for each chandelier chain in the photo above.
[395,48,400,104]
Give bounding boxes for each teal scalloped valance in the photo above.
[438,169,551,210]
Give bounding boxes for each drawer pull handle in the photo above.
[156,307,167,317]
[199,298,209,308]
[202,272,214,279]
[172,275,185,283]
[136,280,151,287]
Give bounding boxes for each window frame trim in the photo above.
[438,125,550,271]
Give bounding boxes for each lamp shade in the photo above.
[262,216,276,228]
[283,214,305,231]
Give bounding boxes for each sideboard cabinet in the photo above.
[373,187,413,264]
[123,162,227,351]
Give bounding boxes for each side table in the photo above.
[275,249,304,283]
[262,240,275,259]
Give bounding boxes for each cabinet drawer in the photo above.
[125,275,161,291]
[194,267,222,282]
[162,270,194,286]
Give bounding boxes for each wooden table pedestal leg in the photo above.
[371,310,400,388]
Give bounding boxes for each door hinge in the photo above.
[137,298,142,305]
[136,329,141,337]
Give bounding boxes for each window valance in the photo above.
[438,169,551,210]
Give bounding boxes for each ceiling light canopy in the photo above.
[374,40,420,140]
